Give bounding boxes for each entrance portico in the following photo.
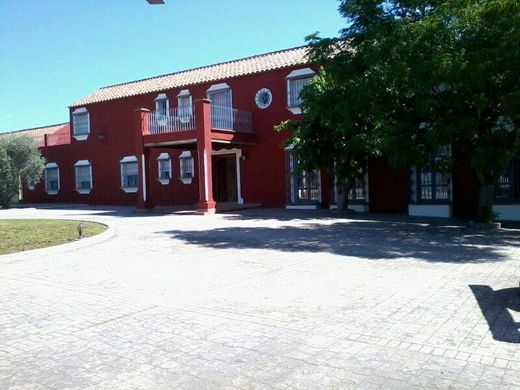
[134,99,254,213]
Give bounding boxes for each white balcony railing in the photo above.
[144,105,253,135]
[211,105,253,133]
[147,107,195,135]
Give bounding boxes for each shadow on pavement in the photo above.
[160,216,520,263]
[470,285,520,343]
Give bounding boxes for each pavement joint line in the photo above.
[342,332,518,366]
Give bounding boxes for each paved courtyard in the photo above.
[1,206,520,389]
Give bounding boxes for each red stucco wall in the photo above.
[22,65,328,208]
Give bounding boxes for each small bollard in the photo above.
[77,223,84,239]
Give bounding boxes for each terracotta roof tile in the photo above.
[2,123,70,138]
[70,46,311,107]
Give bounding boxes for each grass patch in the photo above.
[0,219,107,255]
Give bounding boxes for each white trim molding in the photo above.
[120,155,138,163]
[212,148,244,204]
[177,89,191,97]
[157,152,172,185]
[286,68,316,79]
[408,204,452,218]
[206,82,231,93]
[330,204,369,213]
[493,204,520,221]
[142,154,147,202]
[286,205,320,210]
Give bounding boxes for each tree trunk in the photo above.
[477,181,495,222]
[336,182,350,212]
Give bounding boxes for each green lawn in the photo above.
[0,219,107,255]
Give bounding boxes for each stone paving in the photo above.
[0,206,520,389]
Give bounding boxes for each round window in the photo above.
[255,88,273,109]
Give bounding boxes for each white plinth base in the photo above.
[408,204,452,218]
[493,204,520,221]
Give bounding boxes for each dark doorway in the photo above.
[212,155,238,202]
[369,159,409,213]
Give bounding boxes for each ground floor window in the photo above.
[287,154,321,204]
[44,163,59,195]
[74,160,92,194]
[120,156,138,192]
[349,174,367,203]
[179,151,194,184]
[495,159,520,203]
[417,171,450,202]
[157,153,172,184]
[331,172,368,205]
[413,146,451,203]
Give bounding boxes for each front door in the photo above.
[369,158,409,213]
[212,155,238,202]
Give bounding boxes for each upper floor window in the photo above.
[74,160,92,194]
[120,156,139,193]
[286,68,316,114]
[207,83,232,130]
[44,163,60,195]
[155,93,169,116]
[179,151,195,184]
[495,160,520,203]
[207,83,232,107]
[72,108,90,141]
[177,90,192,121]
[157,153,172,185]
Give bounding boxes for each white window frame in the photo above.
[74,160,93,194]
[177,89,193,123]
[179,151,195,184]
[157,152,172,185]
[120,155,139,193]
[44,162,60,195]
[155,93,169,114]
[286,68,316,115]
[72,107,90,141]
[206,83,232,107]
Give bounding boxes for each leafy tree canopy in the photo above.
[278,0,519,218]
[0,135,45,208]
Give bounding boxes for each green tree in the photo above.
[277,45,381,210]
[280,0,519,220]
[0,135,45,208]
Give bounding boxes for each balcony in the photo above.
[143,105,253,136]
[210,105,253,134]
[145,107,195,135]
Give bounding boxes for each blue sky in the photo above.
[0,0,344,132]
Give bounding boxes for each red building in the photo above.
[9,46,520,220]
